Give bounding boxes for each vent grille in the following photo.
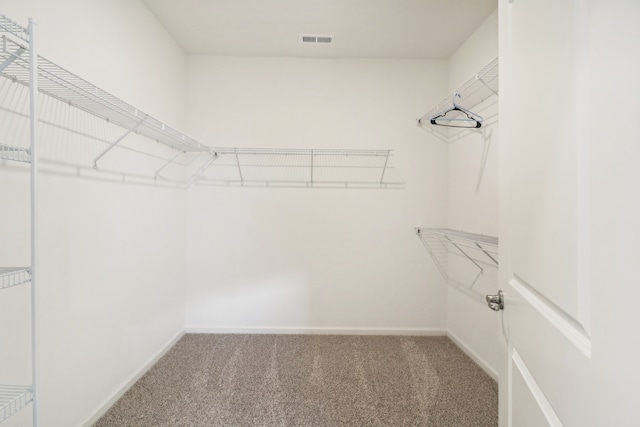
[300,34,333,44]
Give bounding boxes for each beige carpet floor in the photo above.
[95,334,498,426]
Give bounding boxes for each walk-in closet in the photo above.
[1,1,639,426]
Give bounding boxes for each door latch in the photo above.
[486,290,504,311]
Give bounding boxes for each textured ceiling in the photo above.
[142,0,497,59]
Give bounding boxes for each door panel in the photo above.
[500,0,592,425]
[507,277,590,426]
[508,0,582,323]
[511,353,559,427]
[501,0,640,425]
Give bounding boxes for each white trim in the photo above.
[447,330,499,381]
[512,348,563,427]
[509,278,591,358]
[81,329,185,427]
[186,326,447,336]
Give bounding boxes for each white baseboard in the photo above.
[186,326,447,336]
[82,329,186,427]
[447,330,498,381]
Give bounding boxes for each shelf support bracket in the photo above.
[0,45,25,72]
[445,235,484,274]
[476,242,499,266]
[476,75,499,97]
[92,117,146,169]
[186,152,218,186]
[154,148,186,180]
[234,148,244,185]
[380,150,390,184]
[310,149,314,185]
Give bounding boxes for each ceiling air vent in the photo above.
[300,34,334,44]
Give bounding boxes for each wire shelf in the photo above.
[0,15,399,189]
[0,36,211,155]
[0,143,31,163]
[415,227,498,282]
[197,148,402,188]
[0,385,33,422]
[418,57,499,143]
[0,267,32,290]
[0,14,29,42]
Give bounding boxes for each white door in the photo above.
[499,0,640,426]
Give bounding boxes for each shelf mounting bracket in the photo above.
[445,235,484,274]
[186,152,218,186]
[154,148,186,180]
[92,116,147,169]
[476,242,499,266]
[234,148,244,185]
[0,43,24,72]
[380,150,390,185]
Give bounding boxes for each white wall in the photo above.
[185,56,449,333]
[0,1,187,426]
[444,9,500,378]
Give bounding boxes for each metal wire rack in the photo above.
[0,26,399,187]
[415,227,499,283]
[0,385,33,422]
[0,14,29,42]
[0,143,31,162]
[0,34,211,157]
[417,57,499,143]
[0,14,38,426]
[0,267,32,290]
[197,148,402,188]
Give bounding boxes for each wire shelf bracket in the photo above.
[0,267,32,290]
[0,385,33,422]
[415,227,499,281]
[185,152,219,186]
[0,43,24,73]
[417,57,499,144]
[92,115,148,169]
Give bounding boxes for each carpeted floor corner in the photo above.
[95,334,498,426]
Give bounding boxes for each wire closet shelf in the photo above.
[0,34,209,155]
[0,267,32,290]
[0,14,38,426]
[0,143,31,162]
[0,386,33,423]
[203,148,400,188]
[417,57,498,144]
[415,227,499,282]
[0,16,399,188]
[0,14,28,42]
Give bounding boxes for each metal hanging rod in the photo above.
[417,56,499,143]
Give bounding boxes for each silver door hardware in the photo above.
[486,290,504,311]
